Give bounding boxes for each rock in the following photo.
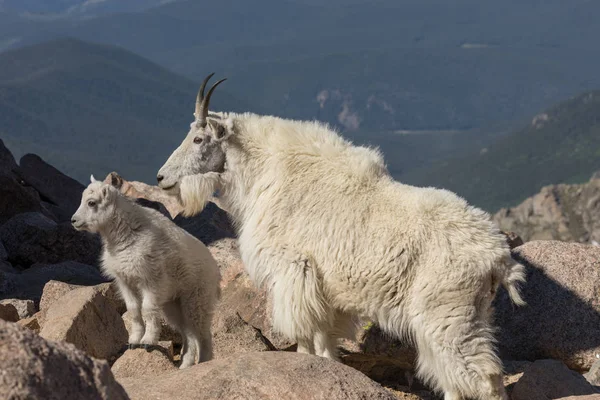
[494,174,600,244]
[215,241,293,350]
[19,154,85,222]
[38,280,125,326]
[561,396,600,400]
[0,212,101,268]
[0,174,43,225]
[494,241,600,370]
[0,319,128,400]
[212,309,276,359]
[174,202,234,245]
[104,171,183,218]
[586,359,600,388]
[1,261,108,304]
[0,302,19,322]
[511,360,600,400]
[119,351,396,400]
[340,323,417,385]
[39,281,80,323]
[122,309,181,345]
[111,345,176,379]
[40,285,128,360]
[0,241,7,261]
[501,230,524,249]
[17,314,40,333]
[0,298,35,319]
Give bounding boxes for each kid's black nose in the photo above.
[157,174,164,183]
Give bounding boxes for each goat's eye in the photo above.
[194,137,203,144]
[88,200,96,207]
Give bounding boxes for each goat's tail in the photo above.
[498,256,527,306]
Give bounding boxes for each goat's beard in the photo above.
[179,173,221,217]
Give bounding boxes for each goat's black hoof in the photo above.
[142,344,151,352]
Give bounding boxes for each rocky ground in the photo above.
[2,138,600,399]
[494,172,600,244]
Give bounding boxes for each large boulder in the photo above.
[0,212,101,268]
[38,280,124,326]
[494,240,600,370]
[212,308,276,359]
[511,360,600,400]
[174,202,234,246]
[0,174,43,225]
[119,352,396,400]
[111,346,176,380]
[213,237,293,350]
[0,140,43,224]
[0,319,128,400]
[586,359,600,389]
[40,285,128,360]
[494,174,600,243]
[19,154,85,222]
[0,261,108,303]
[0,212,101,267]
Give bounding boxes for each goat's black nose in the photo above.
[71,218,77,224]
[157,175,164,183]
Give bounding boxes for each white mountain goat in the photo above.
[156,74,526,399]
[71,177,221,368]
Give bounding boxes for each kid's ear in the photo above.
[207,119,233,142]
[101,185,110,198]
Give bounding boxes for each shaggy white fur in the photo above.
[72,177,221,368]
[159,111,525,399]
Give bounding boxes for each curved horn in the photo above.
[198,78,227,127]
[195,72,215,116]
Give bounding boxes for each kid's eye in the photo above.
[194,137,203,144]
[88,200,96,207]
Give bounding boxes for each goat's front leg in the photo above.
[118,281,145,345]
[139,290,162,345]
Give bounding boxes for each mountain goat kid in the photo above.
[71,176,220,368]
[157,74,526,399]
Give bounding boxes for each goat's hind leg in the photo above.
[180,290,214,365]
[162,300,193,368]
[411,297,507,400]
[269,250,332,356]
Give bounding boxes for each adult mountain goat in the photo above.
[72,177,220,368]
[157,74,526,399]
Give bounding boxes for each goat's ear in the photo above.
[101,185,110,199]
[207,119,232,142]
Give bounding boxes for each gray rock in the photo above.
[174,203,234,246]
[0,319,128,400]
[19,154,85,222]
[119,352,396,400]
[0,212,101,268]
[494,240,600,370]
[111,345,176,380]
[0,261,108,304]
[40,285,128,361]
[512,360,600,400]
[494,174,600,244]
[0,174,43,225]
[586,359,600,388]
